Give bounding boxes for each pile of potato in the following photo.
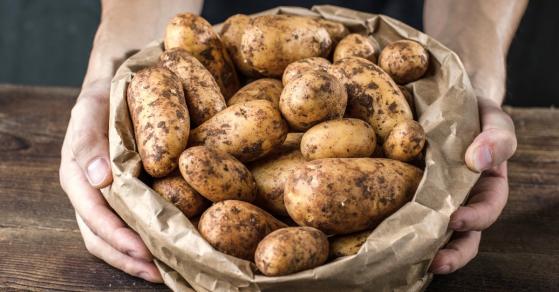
[127,12,430,277]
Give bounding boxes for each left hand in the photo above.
[429,97,517,274]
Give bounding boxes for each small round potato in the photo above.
[198,200,287,260]
[317,19,349,46]
[329,230,372,258]
[282,57,331,86]
[279,71,347,131]
[382,120,426,162]
[220,14,259,77]
[301,118,377,160]
[255,227,329,276]
[179,146,256,203]
[379,40,429,84]
[333,33,378,63]
[227,78,283,110]
[152,173,210,218]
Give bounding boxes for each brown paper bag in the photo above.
[106,5,480,291]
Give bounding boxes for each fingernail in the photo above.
[432,265,451,274]
[449,220,464,231]
[86,158,109,186]
[473,146,492,172]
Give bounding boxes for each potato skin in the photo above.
[160,48,227,126]
[227,78,283,110]
[152,173,210,218]
[220,14,260,77]
[301,118,376,160]
[255,227,329,276]
[190,100,288,162]
[333,33,378,63]
[282,57,331,86]
[241,15,332,77]
[284,158,423,234]
[179,146,256,203]
[317,19,349,46]
[127,67,189,177]
[329,56,413,140]
[198,200,287,260]
[329,230,372,258]
[164,13,240,98]
[279,71,347,131]
[382,120,425,162]
[379,40,429,84]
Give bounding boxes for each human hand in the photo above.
[430,97,517,274]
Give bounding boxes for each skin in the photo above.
[152,172,210,218]
[58,0,525,281]
[227,78,283,110]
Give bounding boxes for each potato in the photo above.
[378,40,429,84]
[284,158,423,234]
[329,56,413,140]
[190,100,288,162]
[179,146,256,203]
[329,230,372,258]
[300,118,376,160]
[160,48,227,126]
[164,13,240,98]
[279,71,347,131]
[227,78,283,110]
[317,19,349,46]
[282,57,331,86]
[241,15,332,77]
[220,14,259,77]
[255,227,329,276]
[333,33,378,63]
[382,120,426,162]
[399,85,416,118]
[127,67,189,177]
[152,172,209,218]
[198,200,287,260]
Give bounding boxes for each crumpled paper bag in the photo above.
[106,5,480,292]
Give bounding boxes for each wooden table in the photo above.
[1,85,558,291]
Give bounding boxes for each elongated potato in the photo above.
[383,120,425,162]
[227,78,283,110]
[255,227,329,276]
[317,19,349,46]
[329,230,372,258]
[190,100,288,162]
[160,48,226,126]
[198,200,287,260]
[164,13,240,98]
[284,158,423,234]
[301,118,376,160]
[282,57,331,86]
[152,173,209,218]
[220,14,259,77]
[279,71,347,131]
[333,33,378,63]
[241,15,332,77]
[329,56,413,140]
[379,40,429,84]
[127,67,189,177]
[179,146,256,202]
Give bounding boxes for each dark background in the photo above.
[0,0,557,106]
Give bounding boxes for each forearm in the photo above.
[424,0,527,105]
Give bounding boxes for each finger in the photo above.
[465,98,517,172]
[429,231,481,274]
[76,213,163,283]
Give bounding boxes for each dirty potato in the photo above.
[382,120,425,162]
[127,67,189,177]
[333,33,378,63]
[220,14,259,77]
[227,78,283,110]
[190,100,288,162]
[198,200,287,260]
[378,40,429,84]
[152,172,210,218]
[279,71,347,131]
[317,19,349,46]
[179,146,256,202]
[284,158,423,234]
[329,230,372,258]
[255,227,329,276]
[282,57,331,86]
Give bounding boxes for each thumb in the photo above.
[465,98,517,172]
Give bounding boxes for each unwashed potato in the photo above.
[382,120,426,162]
[329,230,372,258]
[227,78,283,110]
[333,33,378,63]
[399,85,416,118]
[282,57,331,86]
[301,118,376,160]
[241,15,332,77]
[279,70,347,131]
[317,19,349,46]
[378,40,429,84]
[198,200,287,260]
[127,67,189,177]
[160,48,227,126]
[255,227,329,276]
[329,56,413,140]
[220,14,259,77]
[164,13,240,98]
[152,173,210,218]
[179,146,256,202]
[190,100,288,162]
[284,158,423,234]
